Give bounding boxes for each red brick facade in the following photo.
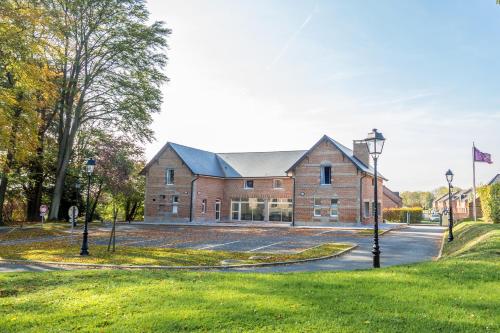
[143,136,386,225]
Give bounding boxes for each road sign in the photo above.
[40,205,48,216]
[68,206,79,219]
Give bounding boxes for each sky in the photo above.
[144,0,500,191]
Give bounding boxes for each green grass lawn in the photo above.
[1,222,499,332]
[0,240,350,266]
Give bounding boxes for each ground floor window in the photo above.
[330,199,339,219]
[230,198,292,222]
[231,198,265,221]
[314,198,321,216]
[364,202,370,218]
[269,199,293,222]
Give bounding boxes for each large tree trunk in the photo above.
[26,124,46,221]
[0,106,22,225]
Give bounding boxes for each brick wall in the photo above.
[192,177,225,221]
[144,146,194,222]
[383,192,401,209]
[292,139,380,224]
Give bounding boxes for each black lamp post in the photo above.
[80,158,95,256]
[446,169,454,242]
[73,179,81,227]
[365,128,386,268]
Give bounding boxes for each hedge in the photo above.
[477,183,500,223]
[383,207,423,223]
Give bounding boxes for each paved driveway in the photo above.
[226,225,445,272]
[0,225,444,273]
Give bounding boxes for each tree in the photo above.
[0,0,58,224]
[45,0,169,219]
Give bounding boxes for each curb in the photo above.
[435,230,447,260]
[0,244,357,271]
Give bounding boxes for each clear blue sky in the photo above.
[145,0,500,191]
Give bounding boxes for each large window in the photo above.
[330,199,339,219]
[321,166,332,185]
[231,198,264,221]
[165,168,174,185]
[269,198,293,222]
[314,198,322,216]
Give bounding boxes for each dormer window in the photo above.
[244,180,254,189]
[320,165,332,185]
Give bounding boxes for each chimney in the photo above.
[353,140,370,167]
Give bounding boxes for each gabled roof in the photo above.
[140,135,387,179]
[286,135,386,179]
[139,142,305,178]
[488,174,500,185]
[383,186,403,205]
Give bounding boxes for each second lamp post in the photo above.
[446,169,454,242]
[365,129,386,268]
[80,158,96,256]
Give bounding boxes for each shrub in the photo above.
[478,184,500,223]
[383,207,423,223]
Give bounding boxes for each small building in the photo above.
[432,189,482,220]
[382,186,403,208]
[140,135,389,225]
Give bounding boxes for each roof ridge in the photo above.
[217,149,307,154]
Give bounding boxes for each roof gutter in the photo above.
[189,175,199,222]
[359,173,367,224]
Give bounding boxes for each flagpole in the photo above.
[472,142,477,222]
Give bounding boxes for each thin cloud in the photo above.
[267,3,318,69]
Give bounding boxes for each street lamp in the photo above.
[73,179,81,227]
[365,128,386,268]
[446,169,454,242]
[80,158,96,256]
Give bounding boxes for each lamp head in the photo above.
[86,158,96,175]
[364,128,385,159]
[445,169,453,184]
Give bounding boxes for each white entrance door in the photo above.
[215,200,221,221]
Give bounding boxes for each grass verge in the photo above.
[0,222,498,332]
[0,240,350,266]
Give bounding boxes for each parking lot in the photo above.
[89,224,370,254]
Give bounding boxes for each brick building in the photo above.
[382,186,403,208]
[140,135,389,225]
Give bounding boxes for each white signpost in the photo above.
[40,205,48,225]
[68,206,79,233]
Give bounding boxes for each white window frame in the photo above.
[244,180,254,189]
[320,165,332,185]
[330,198,339,218]
[314,198,322,217]
[273,179,283,189]
[165,168,174,185]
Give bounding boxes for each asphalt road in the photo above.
[0,225,444,273]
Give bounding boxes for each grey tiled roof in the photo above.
[167,143,305,177]
[217,151,307,177]
[141,135,386,179]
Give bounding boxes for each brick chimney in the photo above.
[353,140,370,167]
